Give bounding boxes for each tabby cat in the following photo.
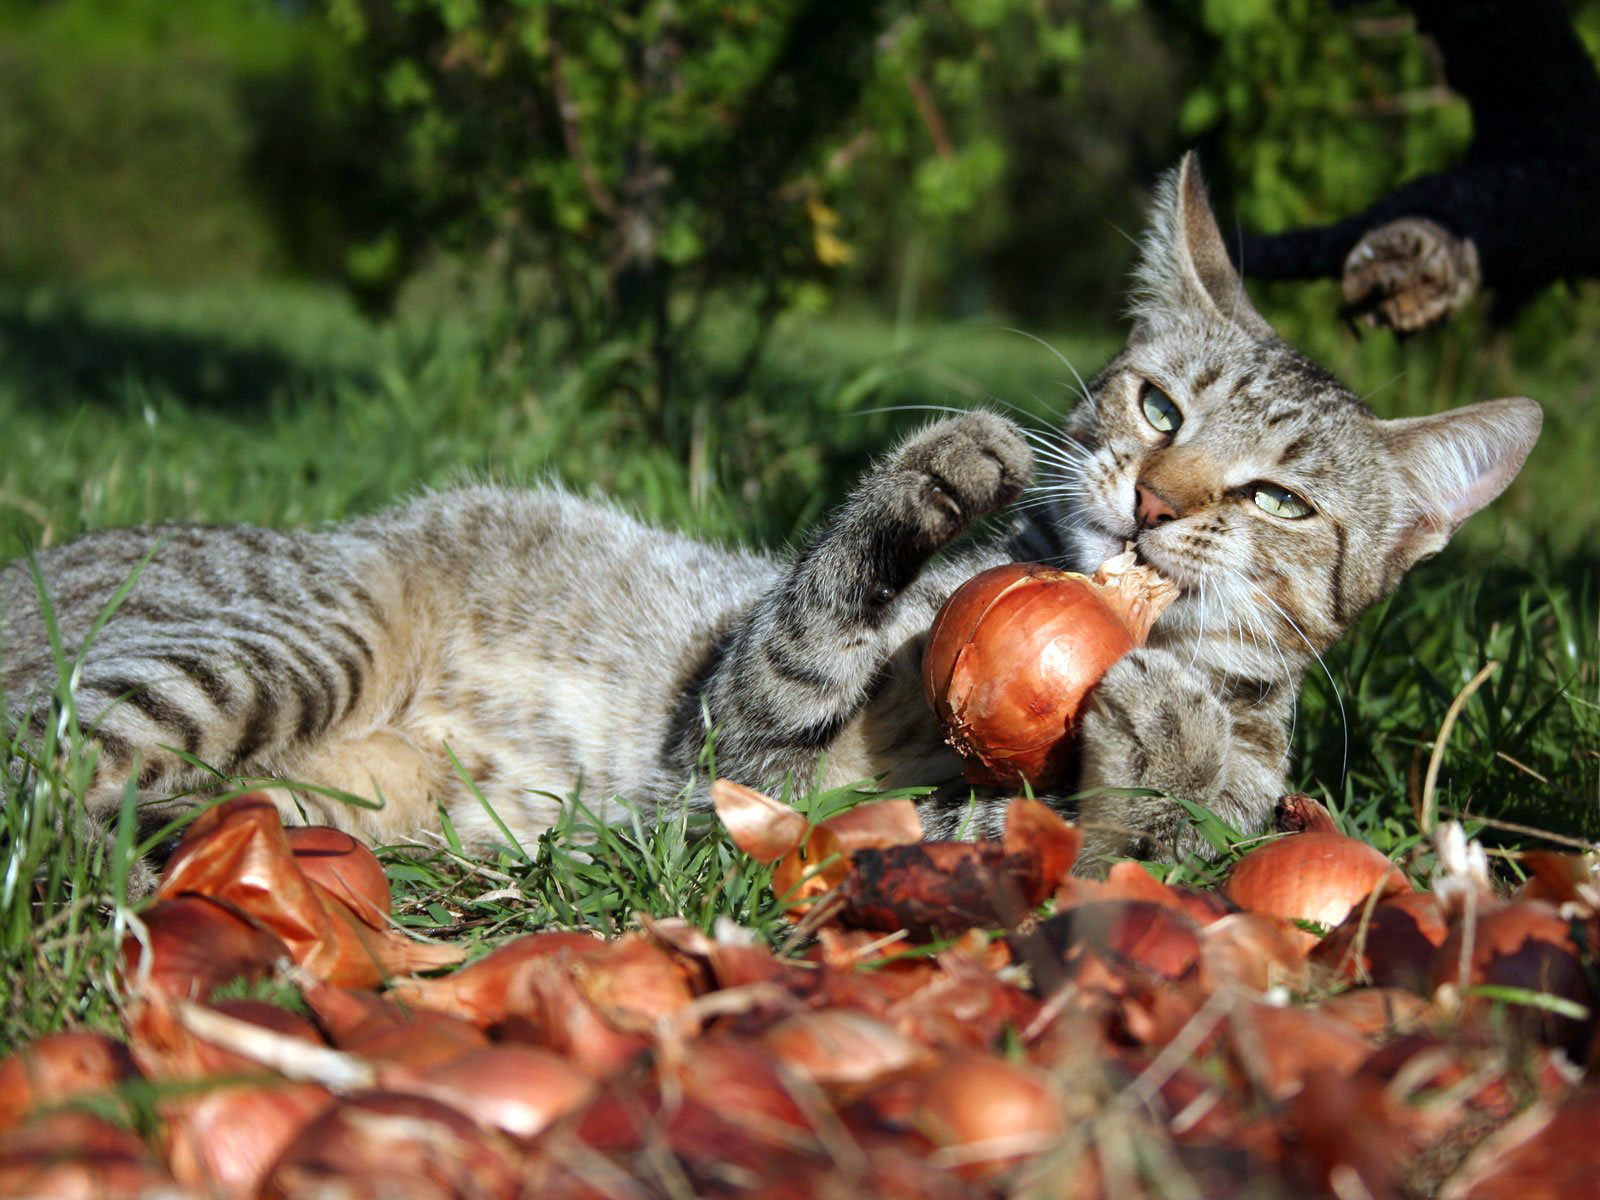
[1,156,1541,882]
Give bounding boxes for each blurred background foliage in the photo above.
[9,0,1597,328]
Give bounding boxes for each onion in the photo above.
[1224,832,1409,938]
[1227,1001,1371,1101]
[387,930,604,1026]
[154,794,463,986]
[167,1079,333,1196]
[284,825,391,927]
[1035,899,1204,991]
[256,1091,519,1200]
[0,1111,175,1199]
[1199,911,1311,994]
[769,798,925,915]
[1311,890,1450,991]
[120,894,290,1000]
[711,779,807,863]
[0,1032,139,1131]
[1431,898,1594,1058]
[128,995,325,1081]
[762,1009,929,1092]
[923,553,1176,787]
[911,1052,1066,1176]
[384,1046,595,1142]
[3,1032,135,1095]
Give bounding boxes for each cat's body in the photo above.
[1,157,1542,874]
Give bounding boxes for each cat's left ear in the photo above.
[1133,152,1275,341]
[1382,397,1542,569]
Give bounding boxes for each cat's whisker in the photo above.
[1000,328,1095,408]
[1248,584,1346,785]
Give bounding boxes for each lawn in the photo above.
[1,275,1597,1050]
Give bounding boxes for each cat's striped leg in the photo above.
[693,412,1031,791]
[1073,646,1286,869]
[9,603,386,833]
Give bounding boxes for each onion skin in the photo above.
[1431,898,1595,1059]
[119,895,290,1000]
[257,1091,519,1200]
[1225,832,1410,936]
[284,825,391,927]
[0,1111,175,1199]
[924,563,1138,786]
[0,1032,140,1132]
[384,1046,595,1142]
[1311,890,1449,992]
[167,1079,333,1196]
[911,1052,1066,1178]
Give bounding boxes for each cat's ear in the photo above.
[1382,397,1542,569]
[1132,152,1275,341]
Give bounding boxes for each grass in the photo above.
[1,274,1597,1051]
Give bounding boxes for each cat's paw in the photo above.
[886,411,1032,550]
[1074,647,1231,860]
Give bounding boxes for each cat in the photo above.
[1,154,1541,887]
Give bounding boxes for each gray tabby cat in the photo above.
[1,155,1540,881]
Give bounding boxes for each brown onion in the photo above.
[166,1079,333,1196]
[382,1046,595,1142]
[0,1032,139,1131]
[0,1111,175,1199]
[923,554,1175,787]
[1227,1001,1371,1101]
[256,1091,519,1200]
[284,825,392,927]
[1431,898,1594,1059]
[120,894,290,1000]
[763,1009,929,1092]
[1224,832,1409,937]
[387,930,604,1026]
[1311,890,1450,991]
[911,1052,1066,1177]
[155,795,462,986]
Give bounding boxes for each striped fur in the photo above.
[1,155,1541,875]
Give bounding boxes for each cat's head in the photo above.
[1055,153,1541,677]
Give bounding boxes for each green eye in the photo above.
[1141,385,1182,434]
[1252,484,1314,519]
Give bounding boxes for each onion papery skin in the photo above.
[1225,832,1409,935]
[923,564,1137,787]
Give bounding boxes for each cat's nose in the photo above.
[1134,481,1180,528]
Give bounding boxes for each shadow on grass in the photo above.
[0,293,371,411]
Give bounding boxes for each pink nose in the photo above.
[1135,481,1180,527]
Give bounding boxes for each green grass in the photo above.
[1,275,1597,1050]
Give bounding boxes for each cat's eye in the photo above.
[1141,384,1182,435]
[1252,484,1315,520]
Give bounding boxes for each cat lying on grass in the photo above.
[1,155,1540,884]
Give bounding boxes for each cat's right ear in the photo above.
[1381,396,1543,570]
[1131,152,1275,342]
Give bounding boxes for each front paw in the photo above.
[1078,648,1230,797]
[887,411,1032,551]
[1075,648,1230,861]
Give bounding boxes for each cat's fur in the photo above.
[1,156,1541,880]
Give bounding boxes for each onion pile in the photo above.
[923,552,1177,786]
[9,784,1600,1199]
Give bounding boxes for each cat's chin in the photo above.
[1067,523,1128,575]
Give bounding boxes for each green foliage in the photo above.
[1170,0,1473,232]
[0,0,363,285]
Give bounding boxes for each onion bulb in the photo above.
[0,1032,139,1131]
[911,1052,1065,1177]
[1225,832,1409,937]
[924,553,1176,786]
